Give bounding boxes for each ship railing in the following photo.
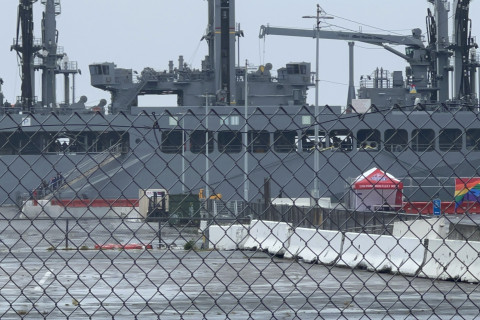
[41,0,61,7]
[385,102,479,112]
[359,78,391,89]
[58,61,78,71]
[471,52,480,63]
[12,37,42,47]
[107,143,125,155]
[0,97,39,114]
[412,144,435,152]
[0,105,24,114]
[43,142,125,156]
[34,57,43,67]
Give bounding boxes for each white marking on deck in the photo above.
[34,269,54,291]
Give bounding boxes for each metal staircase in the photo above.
[42,143,123,200]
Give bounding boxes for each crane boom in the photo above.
[259,25,425,48]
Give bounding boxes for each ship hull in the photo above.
[1,106,479,205]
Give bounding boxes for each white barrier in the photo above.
[393,218,448,239]
[284,228,343,265]
[242,220,291,255]
[420,239,480,282]
[212,219,480,283]
[208,225,249,250]
[21,200,141,220]
[337,233,424,275]
[21,200,62,218]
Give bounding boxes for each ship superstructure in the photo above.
[89,0,312,113]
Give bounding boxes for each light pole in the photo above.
[303,4,333,205]
[181,114,186,194]
[205,94,210,200]
[243,60,249,202]
[200,93,216,200]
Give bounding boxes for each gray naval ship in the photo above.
[1,0,479,206]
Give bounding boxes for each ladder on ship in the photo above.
[41,143,123,200]
[116,80,148,112]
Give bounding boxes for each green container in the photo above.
[168,194,201,226]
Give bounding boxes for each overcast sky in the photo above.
[0,0,479,107]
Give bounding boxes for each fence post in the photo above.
[65,219,69,248]
[158,219,162,248]
[263,178,271,220]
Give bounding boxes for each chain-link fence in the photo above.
[2,108,480,319]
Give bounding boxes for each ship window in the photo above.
[42,131,130,154]
[299,64,307,74]
[302,116,312,125]
[405,47,415,58]
[466,129,480,151]
[91,65,103,75]
[84,131,129,153]
[67,132,87,153]
[161,130,184,154]
[412,129,435,151]
[47,133,72,153]
[274,130,296,153]
[248,130,270,153]
[300,130,326,152]
[329,129,353,151]
[0,131,130,155]
[286,64,300,75]
[80,132,97,153]
[385,129,408,152]
[357,129,380,151]
[102,132,126,151]
[169,116,178,126]
[5,132,23,155]
[10,132,24,154]
[439,129,462,151]
[218,131,242,153]
[220,115,240,126]
[0,133,13,155]
[16,131,45,155]
[190,130,214,154]
[102,65,110,75]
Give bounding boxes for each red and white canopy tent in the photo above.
[350,168,403,211]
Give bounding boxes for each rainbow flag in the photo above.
[455,178,480,209]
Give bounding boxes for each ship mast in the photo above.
[12,0,40,112]
[38,0,79,108]
[12,0,80,110]
[39,0,59,108]
[207,0,236,105]
[427,0,451,102]
[452,0,479,102]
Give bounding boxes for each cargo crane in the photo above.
[260,0,479,107]
[259,17,428,107]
